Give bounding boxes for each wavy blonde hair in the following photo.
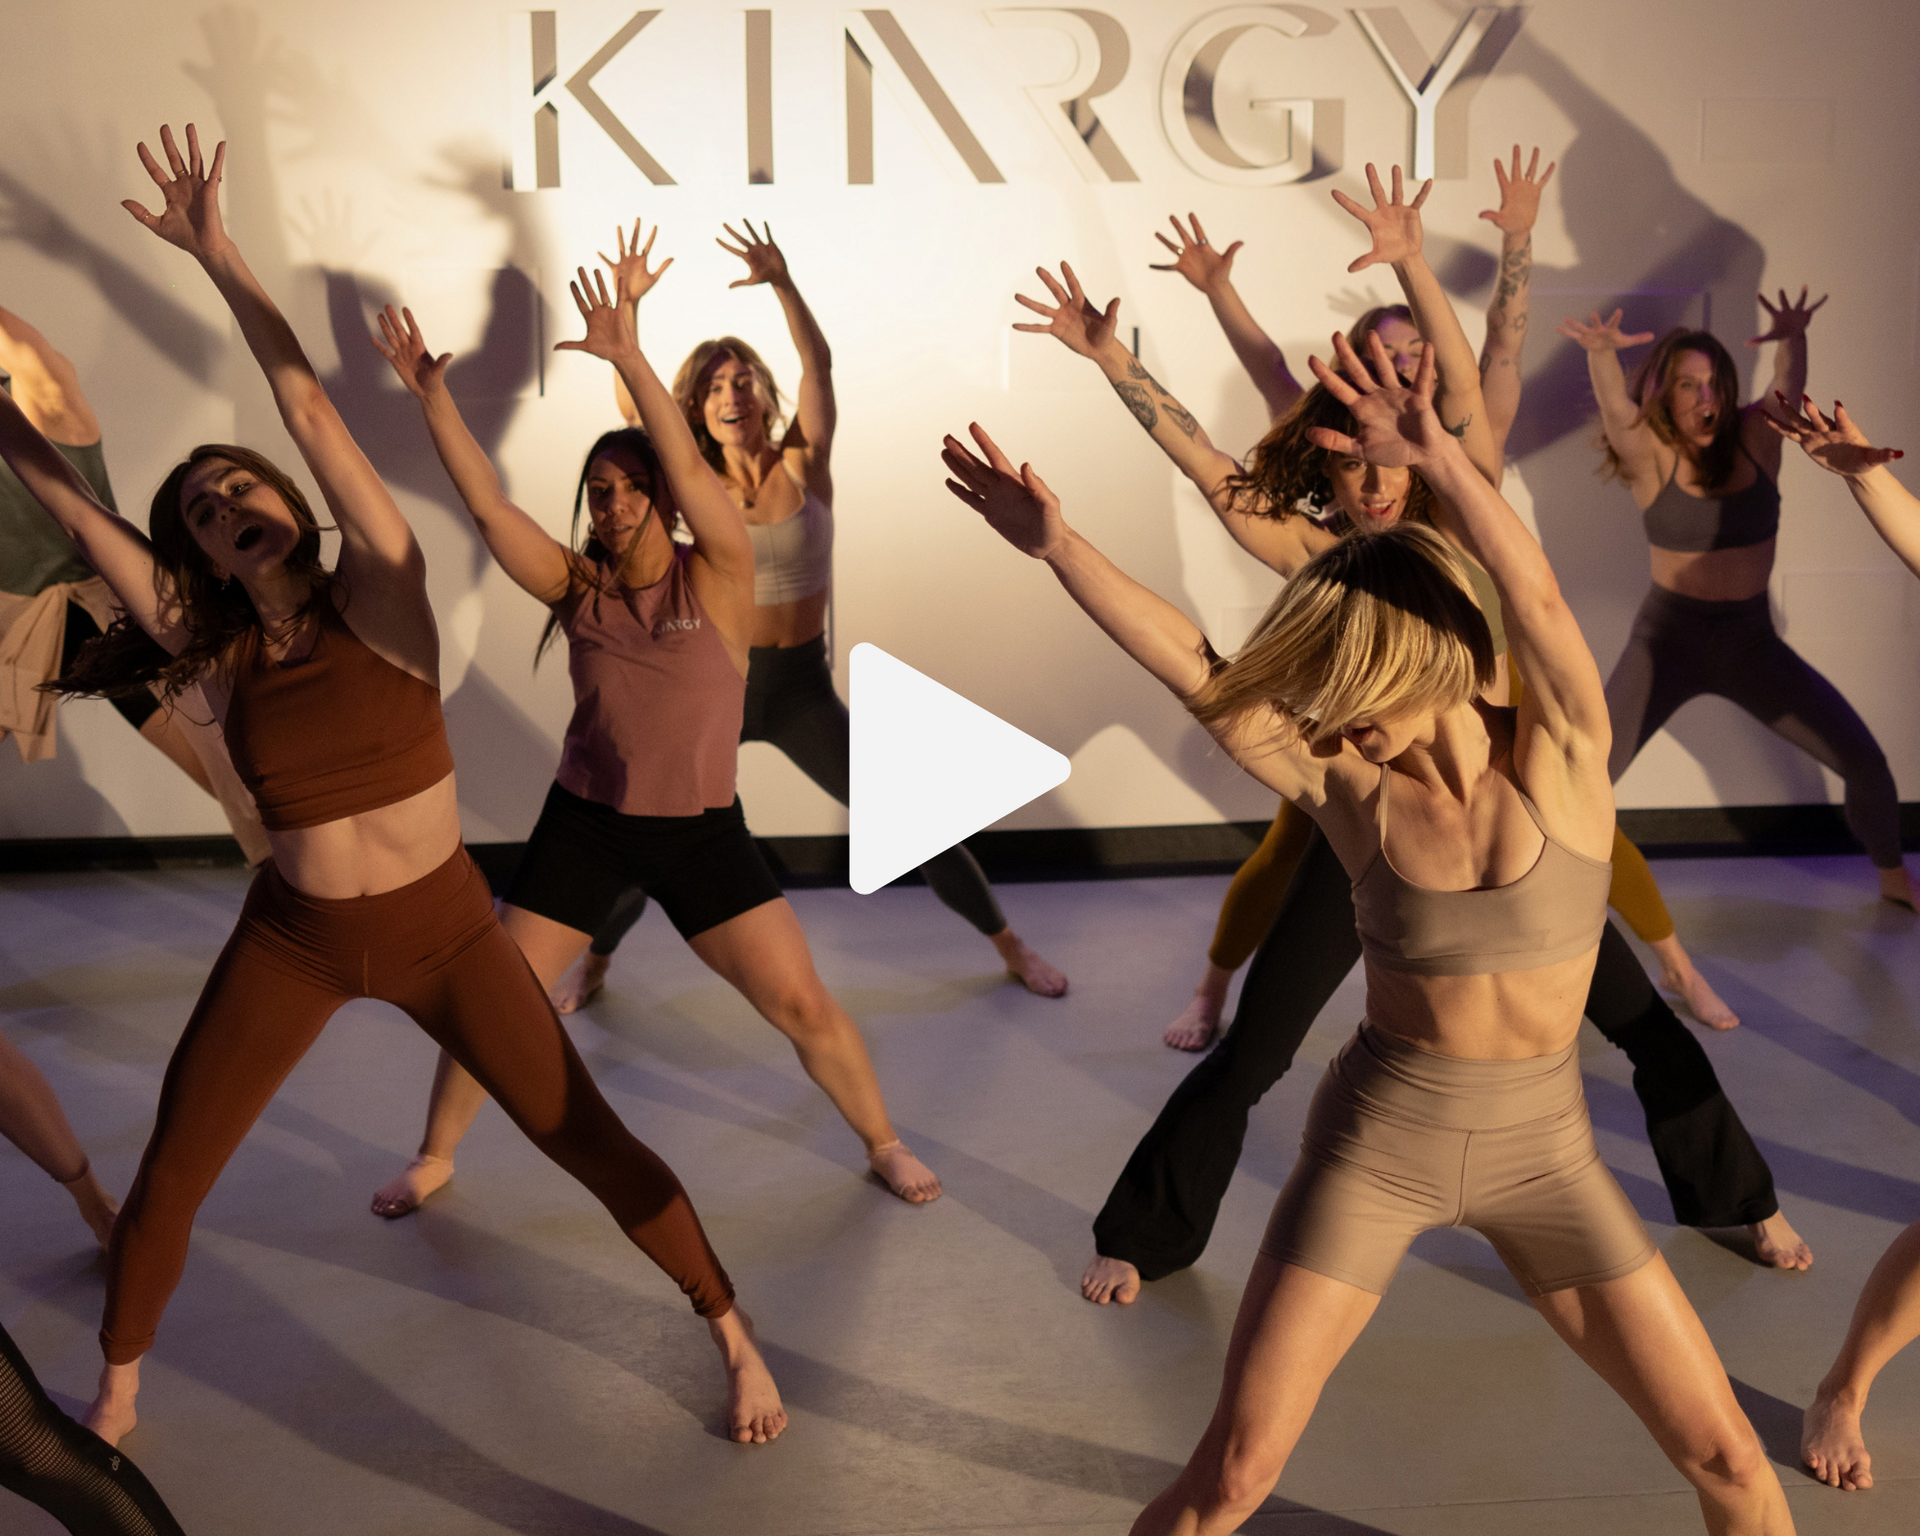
[1189,522,1494,743]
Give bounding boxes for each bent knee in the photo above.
[1204,1442,1288,1518]
[1682,1419,1770,1491]
[758,982,841,1040]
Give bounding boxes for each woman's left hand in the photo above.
[1332,163,1430,273]
[718,218,790,288]
[554,265,639,361]
[1305,331,1450,469]
[1479,144,1555,236]
[941,424,1066,560]
[599,218,672,307]
[370,304,452,399]
[1765,395,1903,477]
[122,123,231,261]
[1749,286,1827,347]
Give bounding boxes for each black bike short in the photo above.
[504,783,783,941]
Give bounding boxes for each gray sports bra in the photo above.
[748,484,833,605]
[1641,445,1780,553]
[1352,761,1610,976]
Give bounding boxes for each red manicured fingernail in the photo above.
[1895,451,1906,459]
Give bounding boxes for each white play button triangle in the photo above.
[849,643,1070,895]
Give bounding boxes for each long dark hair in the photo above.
[534,426,669,666]
[1601,328,1743,489]
[52,444,334,703]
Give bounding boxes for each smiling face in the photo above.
[584,446,670,562]
[701,355,769,452]
[1324,451,1413,531]
[179,457,304,581]
[1664,349,1722,446]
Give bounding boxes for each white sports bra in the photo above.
[748,483,834,605]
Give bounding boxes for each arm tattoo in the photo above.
[1114,379,1157,431]
[1488,236,1533,325]
[1446,412,1473,440]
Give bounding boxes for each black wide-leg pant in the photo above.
[1093,830,1779,1281]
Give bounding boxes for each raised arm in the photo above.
[124,126,430,650]
[0,305,101,444]
[1767,396,1920,575]
[1475,146,1555,463]
[1149,214,1303,421]
[1334,164,1499,485]
[719,219,835,496]
[1309,334,1611,836]
[1012,262,1313,571]
[603,219,672,429]
[1744,286,1825,477]
[557,268,754,596]
[371,305,571,603]
[1557,309,1661,488]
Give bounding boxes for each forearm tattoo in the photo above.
[1488,236,1533,331]
[1114,379,1157,430]
[1446,412,1473,440]
[1115,359,1201,439]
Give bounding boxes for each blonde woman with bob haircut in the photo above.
[942,331,1792,1535]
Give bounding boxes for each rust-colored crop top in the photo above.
[222,595,454,832]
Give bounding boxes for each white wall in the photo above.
[3,0,1916,841]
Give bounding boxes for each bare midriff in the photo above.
[256,773,463,899]
[1362,947,1600,1060]
[1649,538,1775,602]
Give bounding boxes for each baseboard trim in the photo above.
[4,803,1916,882]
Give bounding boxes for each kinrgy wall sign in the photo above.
[503,5,1525,191]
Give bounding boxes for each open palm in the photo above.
[123,123,230,260]
[1307,332,1449,470]
[1012,262,1120,360]
[1333,163,1429,273]
[1765,397,1903,477]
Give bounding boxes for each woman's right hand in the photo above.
[598,218,672,308]
[554,265,640,363]
[1765,395,1904,478]
[1305,330,1451,471]
[1555,308,1655,353]
[1149,214,1242,294]
[942,423,1066,560]
[1013,262,1120,360]
[122,123,231,262]
[370,305,452,400]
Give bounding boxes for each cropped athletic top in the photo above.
[554,546,742,816]
[1353,763,1610,976]
[748,487,833,605]
[223,596,454,832]
[1641,446,1780,553]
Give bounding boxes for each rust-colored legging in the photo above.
[100,847,733,1364]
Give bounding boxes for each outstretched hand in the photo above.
[941,423,1066,560]
[1012,262,1120,360]
[1305,331,1450,470]
[1480,145,1555,236]
[554,265,639,362]
[1332,163,1430,273]
[599,218,672,308]
[1149,213,1242,293]
[1555,309,1655,353]
[123,123,231,261]
[1749,286,1827,348]
[1765,395,1903,477]
[717,218,789,288]
[370,305,451,400]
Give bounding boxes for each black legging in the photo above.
[1094,829,1779,1280]
[1,1323,185,1535]
[589,635,1006,953]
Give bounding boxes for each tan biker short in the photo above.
[1260,1021,1658,1297]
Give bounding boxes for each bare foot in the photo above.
[866,1140,941,1203]
[84,1360,139,1447]
[990,929,1068,997]
[1164,993,1224,1052]
[1081,1253,1142,1305]
[1662,965,1740,1031]
[709,1307,787,1444]
[1750,1210,1813,1271]
[551,951,612,1014]
[1879,865,1916,912]
[59,1163,120,1250]
[369,1153,453,1218]
[1803,1387,1872,1489]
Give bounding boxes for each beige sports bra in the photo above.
[1352,762,1610,976]
[748,478,833,605]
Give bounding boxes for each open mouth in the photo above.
[233,524,264,552]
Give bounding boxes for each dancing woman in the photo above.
[943,330,1793,1535]
[1767,396,1920,1491]
[363,231,941,1216]
[1142,151,1731,1045]
[1017,167,1795,1307]
[1560,297,1911,905]
[0,126,783,1447]
[554,218,1065,1011]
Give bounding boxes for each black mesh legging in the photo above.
[588,635,1006,954]
[1094,829,1779,1280]
[0,1323,185,1535]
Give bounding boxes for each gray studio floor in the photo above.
[3,854,1919,1536]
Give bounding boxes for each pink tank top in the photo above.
[553,548,742,816]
